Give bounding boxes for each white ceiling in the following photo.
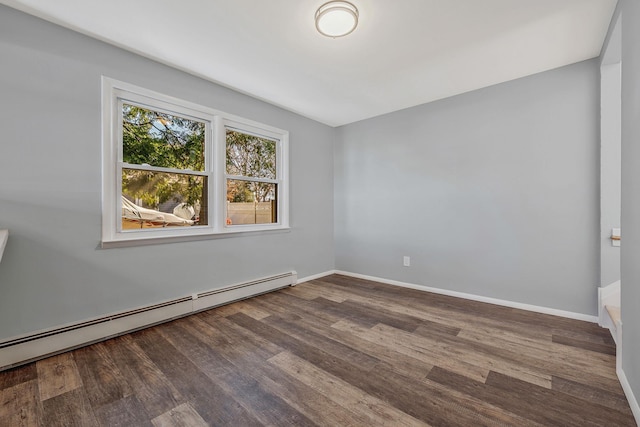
[2,0,617,127]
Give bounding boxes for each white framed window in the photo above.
[102,78,289,247]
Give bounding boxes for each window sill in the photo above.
[100,226,291,249]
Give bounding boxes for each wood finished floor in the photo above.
[0,274,636,426]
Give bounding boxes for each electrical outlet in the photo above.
[403,256,410,267]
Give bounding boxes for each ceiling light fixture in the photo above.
[315,1,359,38]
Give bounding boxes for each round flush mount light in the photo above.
[315,1,359,38]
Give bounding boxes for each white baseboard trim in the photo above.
[333,270,598,323]
[0,271,297,371]
[297,270,337,284]
[618,366,640,425]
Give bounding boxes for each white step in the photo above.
[606,305,621,327]
[0,229,7,263]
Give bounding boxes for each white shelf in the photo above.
[0,230,7,263]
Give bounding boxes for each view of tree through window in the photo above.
[226,130,278,225]
[103,80,289,244]
[121,103,207,229]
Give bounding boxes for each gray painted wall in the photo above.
[0,6,335,339]
[620,0,640,410]
[600,10,622,290]
[335,59,600,315]
[600,62,621,288]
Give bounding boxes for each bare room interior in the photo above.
[0,0,639,425]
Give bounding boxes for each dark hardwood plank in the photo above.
[0,379,43,427]
[132,327,263,427]
[395,321,553,388]
[428,366,635,427]
[226,312,375,380]
[157,318,317,427]
[428,366,574,426]
[230,312,512,426]
[192,312,373,426]
[41,388,99,427]
[551,326,616,346]
[371,363,543,427]
[331,319,491,383]
[151,402,208,427]
[318,276,556,341]
[552,333,617,355]
[194,310,283,360]
[262,311,382,370]
[552,375,634,415]
[280,281,348,302]
[304,281,463,336]
[230,299,273,319]
[0,363,37,391]
[253,292,338,328]
[268,292,379,328]
[256,302,434,379]
[414,323,620,390]
[106,334,185,420]
[284,286,427,333]
[336,298,424,332]
[325,274,609,337]
[73,342,132,408]
[249,356,373,426]
[268,351,427,427]
[93,394,152,427]
[36,352,82,401]
[456,326,620,390]
[485,370,636,426]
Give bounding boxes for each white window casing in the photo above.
[101,77,289,247]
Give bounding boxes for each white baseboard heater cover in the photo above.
[0,271,297,371]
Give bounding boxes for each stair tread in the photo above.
[605,305,621,324]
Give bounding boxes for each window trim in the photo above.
[101,77,289,247]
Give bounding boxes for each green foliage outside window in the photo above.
[226,130,277,203]
[122,104,205,213]
[121,104,279,227]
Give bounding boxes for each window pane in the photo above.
[122,168,208,229]
[123,103,205,171]
[226,130,276,179]
[226,179,277,225]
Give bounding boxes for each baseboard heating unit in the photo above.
[0,271,297,371]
